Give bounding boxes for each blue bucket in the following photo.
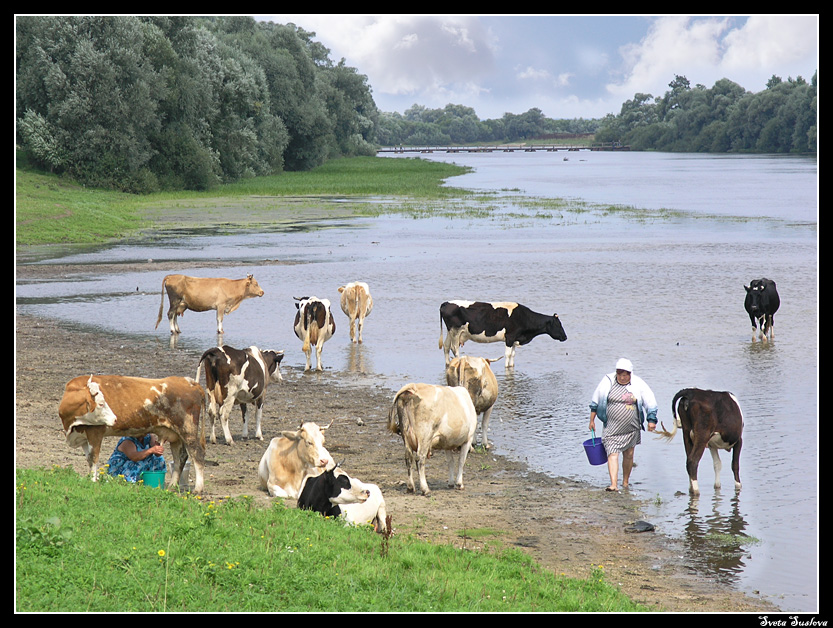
[139,470,167,488]
[583,434,608,466]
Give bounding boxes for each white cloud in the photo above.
[606,15,818,102]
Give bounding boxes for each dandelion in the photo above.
[158,550,166,557]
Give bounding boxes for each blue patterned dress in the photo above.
[106,435,166,482]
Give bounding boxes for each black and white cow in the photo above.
[297,466,371,518]
[439,300,567,367]
[657,388,744,495]
[196,345,284,445]
[294,296,336,371]
[744,278,780,342]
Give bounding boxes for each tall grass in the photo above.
[16,467,647,612]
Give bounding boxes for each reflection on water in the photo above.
[683,492,752,582]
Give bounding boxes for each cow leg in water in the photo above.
[443,330,460,366]
[357,314,365,343]
[731,440,742,490]
[708,444,723,490]
[216,308,225,335]
[168,300,183,334]
[504,343,517,368]
[685,435,710,495]
[315,340,325,371]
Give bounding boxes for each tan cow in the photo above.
[338,281,373,343]
[155,273,264,335]
[258,421,336,498]
[386,383,477,496]
[57,375,207,494]
[445,356,500,450]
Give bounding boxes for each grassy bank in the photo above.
[16,467,646,612]
[15,156,473,246]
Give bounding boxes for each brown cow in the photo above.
[657,388,744,495]
[257,421,335,498]
[386,383,477,496]
[155,274,264,335]
[338,281,373,343]
[57,375,207,494]
[445,356,500,450]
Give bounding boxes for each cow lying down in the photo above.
[297,466,388,533]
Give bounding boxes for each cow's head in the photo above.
[327,467,371,506]
[744,281,771,315]
[246,274,265,298]
[280,421,335,470]
[547,314,568,341]
[262,350,285,382]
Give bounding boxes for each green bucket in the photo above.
[139,470,167,488]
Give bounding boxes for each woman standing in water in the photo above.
[588,358,658,492]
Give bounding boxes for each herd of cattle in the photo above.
[57,272,782,532]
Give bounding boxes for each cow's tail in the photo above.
[155,275,168,329]
[657,390,689,440]
[438,309,445,350]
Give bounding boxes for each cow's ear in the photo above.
[280,430,300,440]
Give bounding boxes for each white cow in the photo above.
[386,383,477,496]
[445,356,500,450]
[338,281,373,344]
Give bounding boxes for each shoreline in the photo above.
[15,303,781,612]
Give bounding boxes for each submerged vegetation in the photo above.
[16,154,708,247]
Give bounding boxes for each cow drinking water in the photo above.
[744,278,780,342]
[156,274,264,335]
[439,300,567,367]
[657,388,744,495]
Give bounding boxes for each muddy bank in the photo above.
[16,300,778,612]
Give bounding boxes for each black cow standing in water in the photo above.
[744,278,780,342]
[439,300,567,367]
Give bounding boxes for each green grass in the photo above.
[16,467,648,612]
[15,156,472,246]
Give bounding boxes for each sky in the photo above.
[255,14,818,120]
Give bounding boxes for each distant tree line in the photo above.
[16,16,379,192]
[595,73,817,153]
[377,104,601,146]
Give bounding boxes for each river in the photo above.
[16,150,818,611]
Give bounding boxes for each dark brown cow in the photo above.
[657,388,744,495]
[155,274,264,335]
[58,375,206,494]
[195,345,284,445]
[293,296,336,371]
